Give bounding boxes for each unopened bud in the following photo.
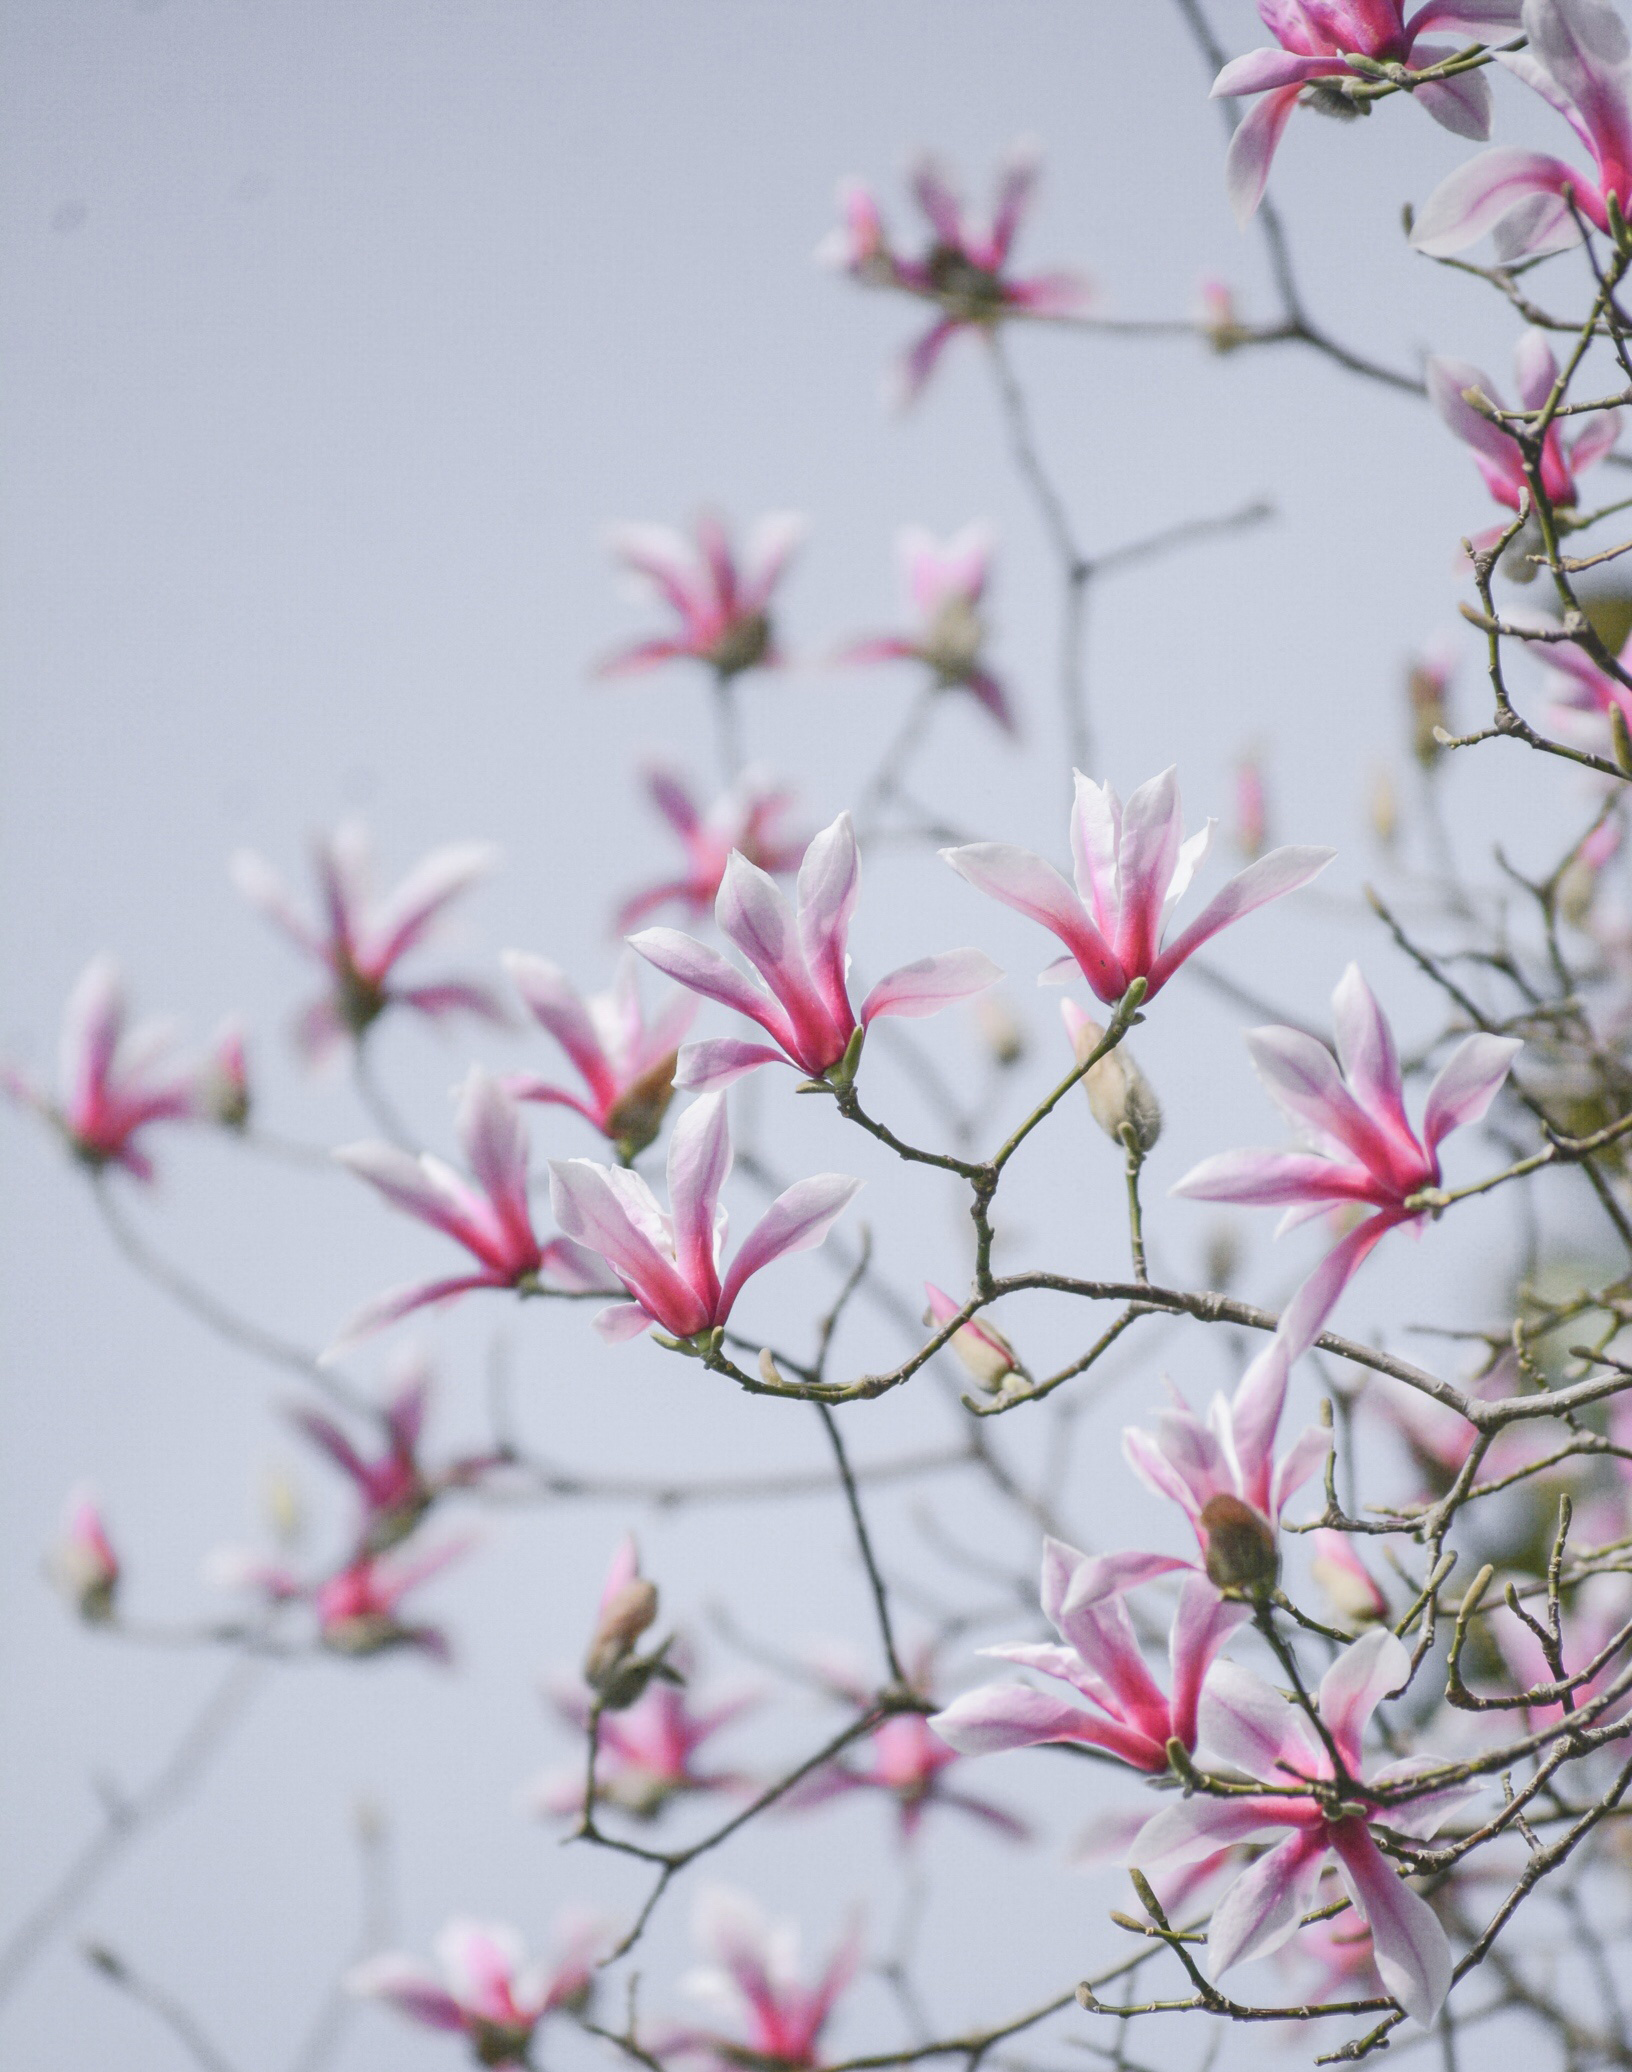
[198,1020,251,1130]
[973,992,1026,1069]
[585,1578,659,1691]
[50,1487,120,1623]
[1062,1002,1161,1155]
[1407,647,1454,770]
[1199,1494,1279,1595]
[1368,766,1399,853]
[605,1052,679,1161]
[262,1464,305,1548]
[924,1282,1018,1393]
[1234,753,1268,860]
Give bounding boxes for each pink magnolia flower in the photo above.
[598,513,805,682]
[614,765,807,933]
[631,811,1001,1091]
[834,525,1015,732]
[548,1092,861,1345]
[930,1542,1248,1773]
[1122,1338,1332,1592]
[291,1359,497,1555]
[532,1652,757,1820]
[231,821,503,1064]
[1213,1,1522,224]
[942,768,1333,1008]
[1130,1629,1474,2026]
[1413,0,1632,259]
[1173,964,1522,1353]
[50,1485,121,1623]
[1427,331,1620,548]
[819,141,1094,403]
[313,1539,467,1661]
[1531,616,1632,747]
[349,1913,607,2065]
[788,1710,1028,1842]
[504,950,695,1160]
[334,1069,613,1344]
[666,1886,859,2072]
[3,956,200,1181]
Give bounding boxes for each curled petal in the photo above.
[859,948,1003,1024]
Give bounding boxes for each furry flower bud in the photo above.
[1061,1001,1161,1155]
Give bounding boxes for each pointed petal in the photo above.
[1112,768,1185,978]
[795,813,861,1030]
[1318,1628,1411,1774]
[665,1093,731,1317]
[1421,1032,1522,1152]
[455,1070,536,1261]
[1148,846,1334,997]
[1223,85,1305,226]
[1213,49,1347,94]
[1330,1822,1452,2026]
[717,1174,862,1320]
[1198,1658,1310,1778]
[628,928,791,1048]
[717,852,841,1066]
[1276,1212,1399,1364]
[1168,1578,1252,1753]
[547,1159,709,1337]
[929,1684,1154,1765]
[1208,1826,1330,1978]
[941,843,1128,1002]
[1411,146,1590,256]
[1224,1337,1292,1517]
[505,952,617,1109]
[674,1039,792,1090]
[860,948,1002,1023]
[1331,964,1413,1148]
[365,843,497,975]
[1170,1147,1372,1206]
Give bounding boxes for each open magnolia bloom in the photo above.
[834,523,1015,733]
[3,955,202,1182]
[664,1885,860,2072]
[504,949,695,1160]
[549,1092,860,1344]
[818,139,1094,404]
[1130,1630,1477,2027]
[231,820,503,1063]
[1212,1,1521,225]
[531,1649,758,1822]
[930,1541,1248,1773]
[333,1068,614,1345]
[615,764,808,933]
[942,767,1332,1008]
[349,1913,607,2066]
[1173,964,1522,1353]
[1413,0,1632,258]
[1427,330,1620,556]
[597,512,806,682]
[631,811,1001,1090]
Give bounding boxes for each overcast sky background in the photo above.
[2,4,1620,2068]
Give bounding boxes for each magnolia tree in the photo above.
[22,1,1632,2067]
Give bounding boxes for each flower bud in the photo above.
[1309,1529,1387,1627]
[923,1282,1019,1393]
[198,1019,251,1130]
[1233,753,1268,860]
[1199,1494,1279,1595]
[51,1486,119,1623]
[585,1578,660,1689]
[1061,1001,1161,1155]
[1367,766,1399,853]
[1194,275,1245,354]
[1407,641,1455,770]
[973,992,1026,1068]
[605,1051,679,1161]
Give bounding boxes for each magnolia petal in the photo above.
[1170,1147,1373,1206]
[1224,84,1304,226]
[1276,1212,1398,1365]
[717,1173,863,1320]
[1167,1577,1251,1753]
[665,1093,732,1314]
[1213,48,1347,95]
[941,842,1127,1002]
[1330,1822,1452,2027]
[1411,145,1588,255]
[1317,1628,1412,1775]
[1147,845,1334,996]
[674,1038,792,1090]
[795,812,861,1030]
[455,1069,535,1252]
[1200,1659,1317,1780]
[1112,767,1184,980]
[505,952,616,1107]
[1415,64,1495,140]
[548,1159,709,1337]
[1331,964,1414,1148]
[594,1300,656,1343]
[1128,1792,1301,1875]
[628,928,790,1045]
[367,842,498,973]
[1209,1826,1330,1978]
[1421,1032,1522,1152]
[1223,1338,1291,1517]
[859,948,1003,1024]
[929,1684,1132,1758]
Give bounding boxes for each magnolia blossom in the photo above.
[931,1541,1248,1772]
[232,821,502,1063]
[532,1655,756,1820]
[835,525,1014,732]
[1122,1338,1331,1593]
[615,765,807,933]
[1530,616,1632,749]
[632,812,1000,1091]
[4,956,200,1181]
[1310,1529,1390,1627]
[667,1886,859,2072]
[313,1540,467,1660]
[1413,0,1632,258]
[791,1711,1027,1842]
[333,1069,613,1344]
[549,1092,860,1345]
[349,1914,605,2065]
[1131,1630,1475,2025]
[819,141,1093,403]
[1427,331,1619,551]
[1173,964,1522,1352]
[504,950,695,1159]
[291,1359,495,1555]
[1212,1,1521,224]
[50,1486,121,1623]
[942,767,1332,1008]
[598,513,805,682]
